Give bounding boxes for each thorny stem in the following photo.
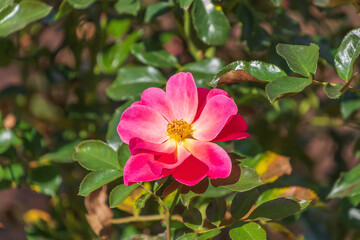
[110,214,183,224]
[312,75,360,94]
[138,183,171,240]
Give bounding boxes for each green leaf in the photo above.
[79,169,123,196]
[0,129,13,154]
[131,42,179,68]
[115,0,140,16]
[107,19,130,38]
[182,58,225,87]
[335,28,360,81]
[248,198,301,220]
[206,198,226,225]
[106,102,131,150]
[233,138,262,158]
[192,0,230,45]
[0,0,52,37]
[97,31,142,74]
[117,143,131,169]
[230,189,259,220]
[29,165,61,196]
[265,76,312,103]
[198,228,221,240]
[109,184,138,208]
[55,0,73,20]
[135,193,151,209]
[271,0,283,7]
[222,165,262,192]
[229,222,266,240]
[177,233,198,240]
[144,2,171,23]
[67,0,96,9]
[40,140,80,163]
[0,0,13,12]
[313,0,353,7]
[180,191,199,208]
[73,140,121,171]
[0,165,3,181]
[341,99,360,119]
[106,66,166,101]
[328,164,360,200]
[3,163,24,181]
[323,83,344,99]
[210,61,287,87]
[276,43,319,77]
[183,206,203,230]
[180,0,194,10]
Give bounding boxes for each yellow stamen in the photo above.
[167,120,193,142]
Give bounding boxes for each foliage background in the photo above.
[0,0,360,239]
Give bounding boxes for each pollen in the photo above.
[167,120,193,142]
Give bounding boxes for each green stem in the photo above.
[184,10,202,61]
[138,183,171,240]
[312,79,360,93]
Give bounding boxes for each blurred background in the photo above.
[0,0,360,239]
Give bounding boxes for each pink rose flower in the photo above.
[118,72,250,186]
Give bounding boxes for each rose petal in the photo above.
[192,95,238,141]
[123,154,171,186]
[212,114,250,142]
[129,138,176,155]
[183,139,231,179]
[118,105,168,144]
[194,88,229,121]
[172,155,209,186]
[140,87,175,121]
[166,72,198,123]
[147,145,191,176]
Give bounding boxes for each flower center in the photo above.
[167,120,193,142]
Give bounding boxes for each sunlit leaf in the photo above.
[221,165,262,192]
[117,183,151,215]
[0,0,52,37]
[245,151,292,183]
[230,222,267,240]
[210,61,287,87]
[328,164,360,200]
[0,0,13,12]
[276,43,319,77]
[248,198,301,220]
[192,0,230,45]
[107,19,130,38]
[73,140,121,171]
[0,129,14,153]
[131,42,179,68]
[177,233,197,240]
[266,76,312,103]
[231,189,259,220]
[79,169,123,196]
[135,192,151,209]
[335,28,360,81]
[115,0,140,16]
[109,184,138,208]
[256,186,318,210]
[55,0,73,20]
[106,66,166,101]
[324,83,344,99]
[180,191,199,208]
[3,163,24,181]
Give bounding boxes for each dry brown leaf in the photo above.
[254,152,292,183]
[217,69,266,86]
[84,186,113,239]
